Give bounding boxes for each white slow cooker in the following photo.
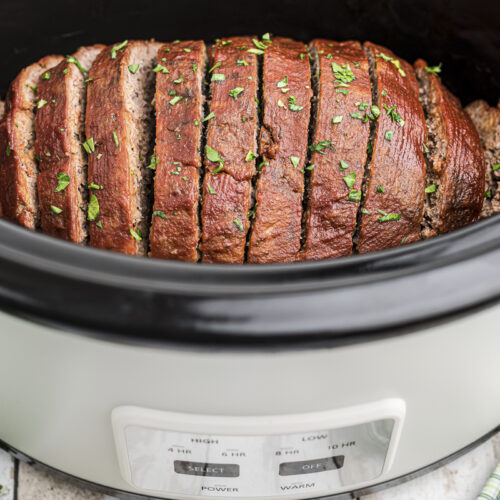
[0,0,499,498]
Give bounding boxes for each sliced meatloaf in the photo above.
[356,43,426,253]
[0,55,63,227]
[465,99,500,218]
[302,40,371,260]
[200,36,259,263]
[415,60,485,236]
[247,37,312,263]
[35,45,104,243]
[149,40,207,261]
[86,40,160,255]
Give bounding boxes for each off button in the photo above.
[279,456,345,476]
[174,460,239,478]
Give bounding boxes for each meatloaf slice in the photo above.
[357,43,426,253]
[415,60,485,236]
[200,36,259,263]
[465,100,500,218]
[302,40,371,260]
[149,40,207,261]
[247,37,312,263]
[35,45,104,243]
[0,55,63,227]
[86,40,160,255]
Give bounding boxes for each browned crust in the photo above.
[358,43,426,253]
[149,40,206,261]
[465,99,500,217]
[86,41,159,255]
[0,55,63,228]
[200,37,259,263]
[302,40,371,260]
[247,37,312,263]
[35,45,104,243]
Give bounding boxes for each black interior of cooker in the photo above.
[0,0,499,105]
[0,0,499,346]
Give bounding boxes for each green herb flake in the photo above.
[361,207,372,214]
[277,99,287,109]
[287,95,304,112]
[331,61,355,84]
[37,99,48,109]
[247,48,264,55]
[63,68,69,75]
[128,64,140,74]
[343,172,356,189]
[348,190,361,202]
[211,73,226,82]
[237,59,249,66]
[424,144,429,153]
[88,182,103,190]
[425,184,437,193]
[173,75,183,84]
[371,105,381,117]
[66,55,88,73]
[339,159,350,171]
[194,119,200,126]
[258,161,269,171]
[233,218,245,231]
[424,63,442,76]
[54,172,70,192]
[377,185,385,193]
[50,205,62,214]
[385,130,394,141]
[209,61,222,73]
[97,153,102,160]
[153,210,167,219]
[332,115,343,124]
[377,209,401,222]
[207,184,216,195]
[336,88,349,95]
[42,71,51,80]
[6,142,11,157]
[277,76,288,88]
[192,64,198,72]
[130,227,142,241]
[206,145,224,164]
[203,111,215,122]
[309,140,335,154]
[289,156,300,168]
[252,39,268,50]
[492,163,500,171]
[262,33,271,43]
[153,64,169,74]
[110,40,128,59]
[350,112,364,120]
[87,194,99,221]
[229,87,245,99]
[221,40,233,46]
[82,137,95,154]
[146,154,159,170]
[183,48,192,53]
[111,131,119,147]
[245,150,257,162]
[248,202,258,218]
[169,96,183,106]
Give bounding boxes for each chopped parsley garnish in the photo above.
[194,119,200,126]
[385,130,394,141]
[63,68,69,75]
[336,88,349,95]
[287,95,303,112]
[305,164,316,171]
[130,227,142,241]
[424,63,442,76]
[248,203,258,218]
[50,205,62,214]
[233,218,245,231]
[258,161,269,170]
[55,173,70,192]
[262,33,271,43]
[6,142,11,157]
[247,48,264,55]
[173,75,183,84]
[66,55,88,73]
[37,99,48,109]
[192,64,198,72]
[87,194,99,220]
[221,40,232,46]
[153,210,167,219]
[245,150,257,162]
[371,105,381,117]
[289,156,300,168]
[381,89,387,96]
[252,39,268,50]
[206,145,224,165]
[361,207,372,214]
[332,115,343,124]
[343,172,356,189]
[88,182,103,190]
[237,59,249,66]
[350,112,364,120]
[378,209,401,222]
[169,96,182,105]
[485,189,492,199]
[424,144,429,153]
[112,131,120,147]
[229,87,244,99]
[203,111,215,122]
[492,163,500,171]
[339,159,350,170]
[82,137,95,154]
[111,40,128,59]
[277,76,288,88]
[376,52,406,77]
[146,154,159,170]
[183,48,192,52]
[278,99,287,109]
[331,61,355,84]
[153,64,169,74]
[211,73,226,82]
[128,64,140,74]
[309,140,335,154]
[207,183,216,195]
[425,184,437,193]
[384,104,405,126]
[209,62,222,73]
[348,190,361,202]
[377,185,385,193]
[42,71,50,80]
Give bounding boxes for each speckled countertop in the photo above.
[1,432,498,499]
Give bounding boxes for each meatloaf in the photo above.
[0,35,492,264]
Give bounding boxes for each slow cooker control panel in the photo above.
[112,399,405,498]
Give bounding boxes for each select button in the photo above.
[279,456,345,476]
[174,460,239,478]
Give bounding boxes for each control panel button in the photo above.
[279,455,345,476]
[174,460,239,478]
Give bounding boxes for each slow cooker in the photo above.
[1,0,499,498]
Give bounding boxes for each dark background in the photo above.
[0,0,498,104]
